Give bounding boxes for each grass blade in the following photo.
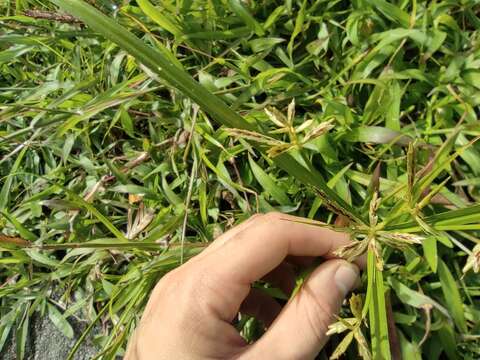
[368,249,392,360]
[437,260,467,333]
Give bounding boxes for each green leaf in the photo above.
[307,163,353,218]
[413,131,460,201]
[389,278,449,318]
[227,0,264,36]
[161,176,183,206]
[0,147,27,211]
[64,189,128,241]
[248,155,290,206]
[263,5,285,30]
[104,157,129,185]
[25,249,60,267]
[249,38,285,53]
[110,184,160,200]
[0,321,13,353]
[385,204,480,232]
[287,0,307,58]
[1,211,37,241]
[119,107,135,138]
[0,45,33,65]
[15,305,29,360]
[437,322,459,360]
[362,248,375,319]
[437,260,467,333]
[366,0,410,27]
[346,126,411,146]
[422,236,438,272]
[455,134,480,175]
[47,303,74,339]
[398,331,422,360]
[273,152,366,224]
[137,0,182,37]
[368,250,392,360]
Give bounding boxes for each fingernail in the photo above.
[335,263,359,297]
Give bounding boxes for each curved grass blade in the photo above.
[64,189,128,242]
[248,154,291,206]
[137,0,182,37]
[0,147,27,211]
[227,0,264,36]
[438,260,467,333]
[386,204,480,232]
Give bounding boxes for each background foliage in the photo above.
[1,0,480,358]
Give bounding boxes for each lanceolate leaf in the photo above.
[0,146,27,211]
[346,126,412,146]
[64,189,128,241]
[1,211,37,241]
[386,204,480,232]
[389,278,450,318]
[248,155,291,206]
[422,236,438,272]
[330,331,355,360]
[137,0,182,37]
[47,303,74,339]
[227,0,264,36]
[366,0,410,28]
[437,260,467,333]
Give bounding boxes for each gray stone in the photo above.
[1,315,99,360]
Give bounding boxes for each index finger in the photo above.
[198,213,357,312]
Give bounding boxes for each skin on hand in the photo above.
[125,212,362,360]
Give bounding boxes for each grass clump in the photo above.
[1,0,480,358]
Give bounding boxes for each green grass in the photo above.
[1,0,480,358]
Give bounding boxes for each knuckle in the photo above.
[179,264,212,301]
[159,262,210,297]
[249,213,264,221]
[247,212,266,226]
[263,211,284,222]
[160,266,210,311]
[180,267,223,317]
[158,268,180,288]
[154,261,228,320]
[155,266,197,300]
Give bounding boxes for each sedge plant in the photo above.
[1,0,479,359]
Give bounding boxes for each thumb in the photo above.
[244,259,359,360]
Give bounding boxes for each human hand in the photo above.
[125,212,362,360]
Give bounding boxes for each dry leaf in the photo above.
[330,331,355,359]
